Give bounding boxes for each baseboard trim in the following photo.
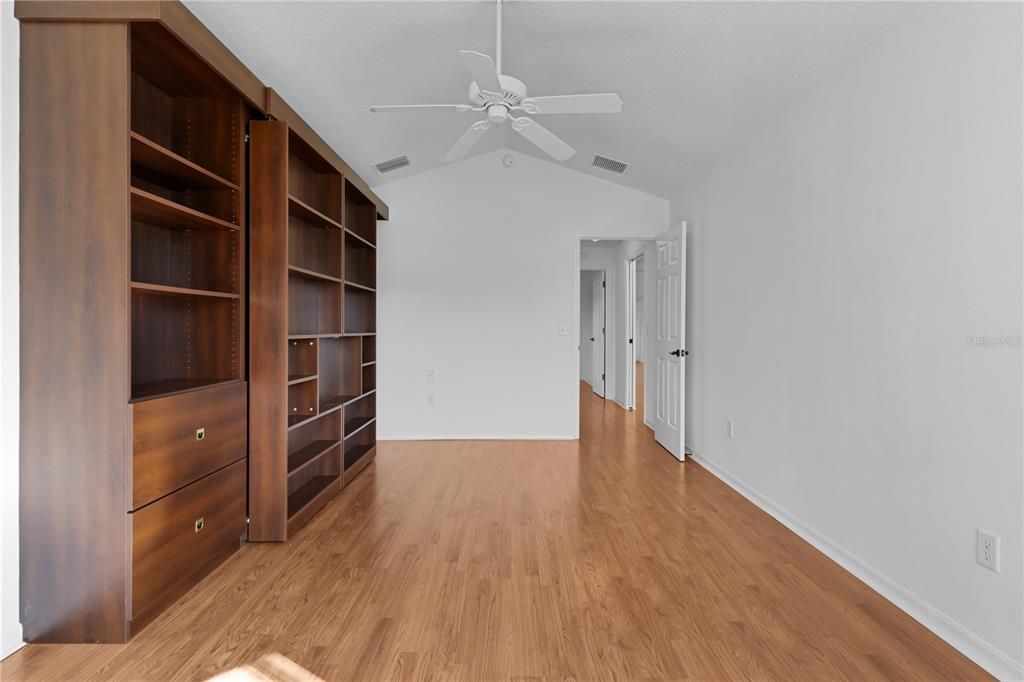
[378,434,577,441]
[1,619,25,660]
[686,445,1023,682]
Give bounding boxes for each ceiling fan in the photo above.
[369,0,623,163]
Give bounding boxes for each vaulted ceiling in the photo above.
[186,1,919,199]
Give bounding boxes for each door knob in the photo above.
[590,337,595,341]
[669,348,689,357]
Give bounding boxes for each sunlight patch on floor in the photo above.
[206,654,324,682]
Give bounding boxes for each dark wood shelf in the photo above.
[286,401,344,432]
[130,281,240,299]
[130,132,239,191]
[319,394,360,412]
[344,415,376,439]
[288,333,343,340]
[344,280,376,293]
[344,228,376,250]
[289,195,342,230]
[287,475,339,520]
[344,444,373,470]
[289,265,342,284]
[287,440,340,478]
[131,187,240,232]
[130,377,242,403]
[287,374,317,386]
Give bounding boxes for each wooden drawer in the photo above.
[130,459,246,628]
[131,381,246,509]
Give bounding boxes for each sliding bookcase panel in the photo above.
[250,110,384,542]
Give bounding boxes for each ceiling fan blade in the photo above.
[442,120,492,163]
[520,93,623,115]
[459,50,502,93]
[370,104,474,113]
[511,117,575,161]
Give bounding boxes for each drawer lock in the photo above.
[195,517,205,533]
[195,427,205,441]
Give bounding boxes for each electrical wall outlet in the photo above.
[426,393,435,407]
[977,529,1000,573]
[426,369,435,383]
[726,419,735,438]
[559,324,571,336]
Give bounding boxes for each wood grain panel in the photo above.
[19,21,131,644]
[129,460,246,630]
[15,1,267,110]
[248,121,290,541]
[131,382,246,509]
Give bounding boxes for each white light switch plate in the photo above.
[558,325,571,336]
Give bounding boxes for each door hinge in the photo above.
[602,373,606,380]
[602,281,606,288]
[629,338,634,344]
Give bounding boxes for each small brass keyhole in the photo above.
[195,427,205,441]
[194,517,205,533]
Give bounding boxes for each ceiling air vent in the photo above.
[375,155,410,174]
[592,154,628,174]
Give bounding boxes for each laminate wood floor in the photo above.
[2,381,989,680]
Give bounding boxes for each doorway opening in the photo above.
[625,252,645,416]
[575,230,687,460]
[579,269,607,398]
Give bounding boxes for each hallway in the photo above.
[2,383,987,680]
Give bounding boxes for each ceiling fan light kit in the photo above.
[369,0,623,164]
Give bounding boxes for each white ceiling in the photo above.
[186,1,919,199]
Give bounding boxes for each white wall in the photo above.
[1,0,21,659]
[375,149,668,439]
[579,271,595,387]
[678,4,1023,677]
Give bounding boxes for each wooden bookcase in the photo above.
[249,103,384,541]
[18,5,263,643]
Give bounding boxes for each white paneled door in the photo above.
[654,222,687,460]
[592,273,606,398]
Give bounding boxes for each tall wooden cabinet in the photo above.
[18,4,260,643]
[248,93,385,541]
[18,1,388,643]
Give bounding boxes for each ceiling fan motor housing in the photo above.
[469,74,527,109]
